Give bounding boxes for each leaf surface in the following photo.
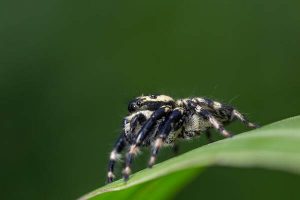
[80,116,300,200]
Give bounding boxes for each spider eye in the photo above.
[128,101,137,112]
[150,95,157,99]
[128,99,143,112]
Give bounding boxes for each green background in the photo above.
[1,0,300,199]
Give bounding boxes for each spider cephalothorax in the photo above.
[127,94,175,112]
[106,94,258,183]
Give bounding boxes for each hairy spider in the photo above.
[106,94,258,183]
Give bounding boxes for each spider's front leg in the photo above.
[106,133,127,183]
[129,112,147,133]
[148,108,184,168]
[123,106,172,181]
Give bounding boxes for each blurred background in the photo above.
[1,0,300,199]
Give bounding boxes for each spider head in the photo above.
[128,94,175,113]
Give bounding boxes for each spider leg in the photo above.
[205,129,214,143]
[107,133,127,183]
[196,106,232,137]
[148,108,184,168]
[194,97,223,110]
[123,106,172,181]
[172,142,179,155]
[194,98,259,128]
[231,109,259,128]
[129,112,147,133]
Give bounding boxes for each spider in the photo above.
[106,94,258,183]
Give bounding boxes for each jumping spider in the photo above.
[106,94,258,183]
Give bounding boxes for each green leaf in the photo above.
[79,116,300,200]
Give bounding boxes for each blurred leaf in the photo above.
[80,116,300,200]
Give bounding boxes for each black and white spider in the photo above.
[106,94,258,183]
